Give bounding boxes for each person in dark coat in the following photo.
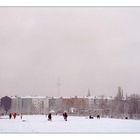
[89,115,94,119]
[20,113,23,119]
[9,113,12,119]
[97,115,100,119]
[63,112,68,121]
[48,113,52,121]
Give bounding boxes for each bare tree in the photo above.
[1,96,12,114]
[128,94,139,118]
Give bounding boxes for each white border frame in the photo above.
[0,0,140,6]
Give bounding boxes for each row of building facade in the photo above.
[0,96,49,115]
[0,87,140,119]
[0,95,114,115]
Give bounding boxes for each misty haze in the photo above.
[0,7,140,97]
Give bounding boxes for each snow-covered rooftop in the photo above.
[20,96,48,99]
[0,95,115,100]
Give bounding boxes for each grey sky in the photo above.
[0,7,140,97]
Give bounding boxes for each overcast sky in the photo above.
[0,7,140,97]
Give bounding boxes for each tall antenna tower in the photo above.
[87,88,91,97]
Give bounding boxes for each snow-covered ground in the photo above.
[0,115,140,133]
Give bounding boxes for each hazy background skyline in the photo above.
[0,7,140,97]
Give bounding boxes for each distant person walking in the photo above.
[9,113,12,119]
[48,113,52,121]
[63,112,68,121]
[89,115,94,119]
[20,113,23,119]
[97,115,100,119]
[13,112,17,119]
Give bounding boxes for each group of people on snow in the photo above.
[89,114,100,119]
[9,112,23,119]
[8,111,68,121]
[9,112,17,119]
[9,111,100,121]
[47,111,68,121]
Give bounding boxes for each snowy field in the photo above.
[0,115,140,133]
